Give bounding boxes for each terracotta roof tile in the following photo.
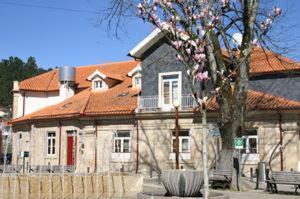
[207,89,300,111]
[19,60,139,91]
[249,47,300,75]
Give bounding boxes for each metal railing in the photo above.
[138,95,196,111]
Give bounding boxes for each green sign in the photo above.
[234,138,244,149]
[23,151,29,158]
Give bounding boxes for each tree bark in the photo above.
[202,108,209,198]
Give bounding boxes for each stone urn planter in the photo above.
[161,170,203,197]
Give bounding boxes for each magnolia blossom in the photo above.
[196,71,208,82]
[194,53,206,62]
[171,40,182,50]
[273,6,282,16]
[176,54,183,61]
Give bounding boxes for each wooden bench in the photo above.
[266,171,300,193]
[209,170,232,189]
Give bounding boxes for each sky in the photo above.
[0,0,299,69]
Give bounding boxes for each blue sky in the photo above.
[0,0,299,69]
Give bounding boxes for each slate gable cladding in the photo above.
[141,41,300,102]
[141,41,192,97]
[249,76,300,102]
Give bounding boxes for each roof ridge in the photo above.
[45,69,58,91]
[74,60,139,69]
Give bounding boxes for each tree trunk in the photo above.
[202,108,209,198]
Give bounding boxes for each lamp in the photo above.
[173,100,180,108]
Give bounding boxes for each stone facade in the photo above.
[11,111,300,176]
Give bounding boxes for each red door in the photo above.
[67,136,76,165]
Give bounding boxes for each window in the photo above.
[94,80,103,89]
[159,72,182,109]
[114,131,130,153]
[171,131,190,153]
[241,130,258,154]
[47,132,56,156]
[134,76,142,87]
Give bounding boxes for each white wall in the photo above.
[17,91,64,117]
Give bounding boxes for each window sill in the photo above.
[45,155,57,159]
[169,153,191,160]
[111,153,131,161]
[241,153,259,163]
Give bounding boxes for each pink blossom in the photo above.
[176,54,183,62]
[153,0,161,5]
[194,53,205,62]
[185,48,191,55]
[221,0,229,7]
[273,6,282,16]
[172,40,182,50]
[196,71,208,82]
[166,2,172,8]
[137,3,143,9]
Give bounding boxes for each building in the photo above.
[10,29,300,176]
[0,112,12,164]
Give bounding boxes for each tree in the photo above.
[0,56,50,108]
[136,0,282,196]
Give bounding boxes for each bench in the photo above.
[266,171,300,193]
[209,170,232,189]
[0,165,22,173]
[35,165,75,173]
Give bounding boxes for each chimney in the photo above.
[59,66,76,100]
[12,81,20,119]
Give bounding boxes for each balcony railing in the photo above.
[138,95,196,111]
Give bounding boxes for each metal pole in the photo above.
[175,106,179,170]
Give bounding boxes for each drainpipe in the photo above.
[278,113,283,171]
[135,118,139,174]
[58,121,62,165]
[94,119,98,172]
[22,92,26,116]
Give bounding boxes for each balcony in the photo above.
[138,95,196,111]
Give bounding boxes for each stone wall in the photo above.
[0,173,143,198]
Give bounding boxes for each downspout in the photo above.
[279,113,283,171]
[58,121,62,165]
[135,117,139,174]
[268,112,284,171]
[22,92,26,116]
[94,119,98,172]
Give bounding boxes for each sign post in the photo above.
[234,138,243,191]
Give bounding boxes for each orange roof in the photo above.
[207,89,300,111]
[19,60,139,92]
[249,47,300,75]
[11,78,140,124]
[11,87,300,124]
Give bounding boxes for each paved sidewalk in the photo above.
[217,178,300,199]
[218,189,299,199]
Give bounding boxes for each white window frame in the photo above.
[169,131,190,160]
[94,80,103,89]
[134,76,142,87]
[158,71,182,110]
[113,131,131,153]
[241,129,259,163]
[47,132,56,156]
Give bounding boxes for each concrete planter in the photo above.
[161,170,203,197]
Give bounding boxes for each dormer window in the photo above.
[128,65,142,88]
[87,70,109,91]
[133,75,142,87]
[94,80,103,89]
